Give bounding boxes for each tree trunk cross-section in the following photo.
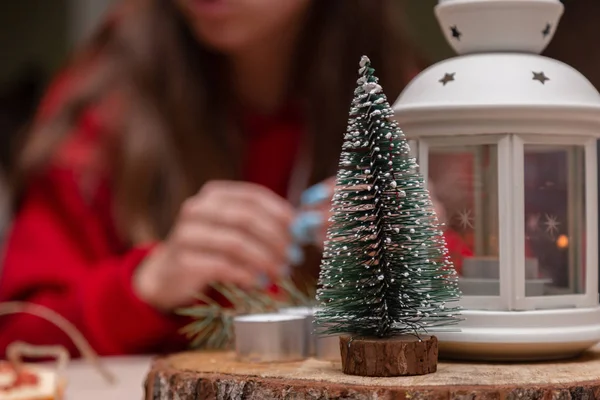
[145,346,600,400]
[339,335,437,377]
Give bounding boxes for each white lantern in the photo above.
[393,0,600,361]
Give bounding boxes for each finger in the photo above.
[188,201,291,264]
[290,211,324,245]
[184,181,294,261]
[176,224,284,279]
[179,252,258,290]
[300,178,336,206]
[201,181,295,229]
[287,243,305,266]
[209,264,258,289]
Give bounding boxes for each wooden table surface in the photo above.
[146,346,600,399]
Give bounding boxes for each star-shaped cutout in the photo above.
[457,209,474,230]
[450,25,462,41]
[439,72,455,86]
[532,71,549,84]
[542,23,552,38]
[544,214,560,237]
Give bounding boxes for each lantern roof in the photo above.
[392,0,600,137]
[394,53,600,112]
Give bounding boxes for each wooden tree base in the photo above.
[339,334,437,377]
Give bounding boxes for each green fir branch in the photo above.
[177,278,314,350]
[279,279,316,307]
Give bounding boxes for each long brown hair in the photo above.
[16,0,423,244]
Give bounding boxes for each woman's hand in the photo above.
[132,181,296,312]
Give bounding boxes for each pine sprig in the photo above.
[177,279,314,350]
[314,56,462,339]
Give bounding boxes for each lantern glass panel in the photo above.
[428,144,499,296]
[523,145,586,297]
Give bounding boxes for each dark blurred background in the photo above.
[0,0,114,173]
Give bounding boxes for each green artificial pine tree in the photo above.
[314,56,461,372]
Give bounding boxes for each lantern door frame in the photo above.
[511,134,598,310]
[415,134,512,311]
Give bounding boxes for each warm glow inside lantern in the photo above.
[393,0,600,361]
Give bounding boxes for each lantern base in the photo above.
[435,307,600,361]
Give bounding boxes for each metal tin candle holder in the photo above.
[311,308,341,362]
[315,335,341,362]
[233,313,307,363]
[279,307,316,356]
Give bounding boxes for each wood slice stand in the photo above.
[340,335,438,376]
[145,346,600,400]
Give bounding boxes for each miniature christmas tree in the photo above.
[314,56,462,377]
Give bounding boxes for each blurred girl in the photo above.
[0,0,422,356]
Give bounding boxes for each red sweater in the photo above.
[0,74,304,357]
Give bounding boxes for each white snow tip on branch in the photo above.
[360,55,371,68]
[363,82,383,94]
